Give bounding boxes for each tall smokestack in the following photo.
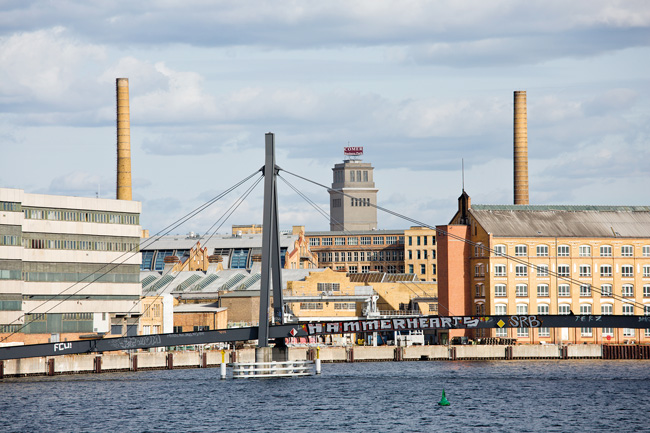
[513,90,529,205]
[116,78,132,200]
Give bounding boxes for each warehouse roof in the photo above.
[470,205,650,238]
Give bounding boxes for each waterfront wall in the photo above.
[0,344,644,378]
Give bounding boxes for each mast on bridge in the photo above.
[257,133,284,348]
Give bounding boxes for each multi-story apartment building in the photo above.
[0,187,142,344]
[437,193,650,344]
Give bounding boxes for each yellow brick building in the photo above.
[404,226,437,281]
[448,202,650,344]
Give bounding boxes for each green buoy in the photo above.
[438,389,450,406]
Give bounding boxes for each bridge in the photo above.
[1,314,648,361]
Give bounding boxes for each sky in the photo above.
[1,1,649,236]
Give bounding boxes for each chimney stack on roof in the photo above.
[513,90,529,205]
[116,78,132,200]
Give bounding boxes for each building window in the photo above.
[600,265,612,277]
[643,265,650,277]
[579,265,591,277]
[601,284,613,297]
[515,245,527,257]
[431,264,436,275]
[537,284,549,297]
[333,237,345,246]
[644,285,650,298]
[408,250,412,260]
[494,284,506,297]
[601,303,613,337]
[349,266,358,273]
[557,265,570,277]
[623,304,635,336]
[300,303,324,310]
[408,265,414,274]
[420,264,426,274]
[515,265,527,277]
[537,245,549,257]
[579,245,591,257]
[558,284,570,297]
[515,284,528,297]
[517,328,529,337]
[558,245,570,257]
[322,237,333,246]
[309,238,320,247]
[600,245,612,257]
[622,284,634,297]
[333,199,341,208]
[495,304,507,315]
[643,246,650,257]
[346,237,358,246]
[622,265,634,277]
[494,265,507,277]
[360,237,371,245]
[475,264,485,277]
[475,244,485,257]
[386,236,397,245]
[621,245,634,257]
[417,250,421,259]
[373,237,384,245]
[580,285,591,297]
[538,304,549,315]
[536,265,549,277]
[361,265,370,273]
[475,284,485,297]
[494,245,506,256]
[558,304,571,315]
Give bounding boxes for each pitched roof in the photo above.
[470,205,650,238]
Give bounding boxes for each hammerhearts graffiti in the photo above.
[303,315,542,336]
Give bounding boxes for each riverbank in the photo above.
[2,343,648,378]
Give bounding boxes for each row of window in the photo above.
[1,201,21,212]
[351,198,371,207]
[23,238,139,253]
[407,249,436,260]
[347,265,404,274]
[318,250,405,263]
[23,272,140,283]
[317,282,341,292]
[408,235,435,246]
[488,244,650,258]
[0,235,19,246]
[408,264,437,275]
[481,263,649,278]
[23,208,139,225]
[312,236,403,246]
[485,283,650,298]
[492,302,649,316]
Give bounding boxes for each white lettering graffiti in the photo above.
[508,315,542,328]
[53,342,72,352]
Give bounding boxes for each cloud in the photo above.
[46,171,104,197]
[0,27,105,108]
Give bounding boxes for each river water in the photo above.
[1,360,649,432]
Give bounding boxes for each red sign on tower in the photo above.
[344,146,363,156]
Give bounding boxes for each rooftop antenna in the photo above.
[462,158,465,191]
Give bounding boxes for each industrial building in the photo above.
[0,187,142,344]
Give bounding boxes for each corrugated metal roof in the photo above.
[470,207,650,238]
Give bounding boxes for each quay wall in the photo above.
[0,344,645,378]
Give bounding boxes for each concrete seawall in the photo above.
[0,344,645,378]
